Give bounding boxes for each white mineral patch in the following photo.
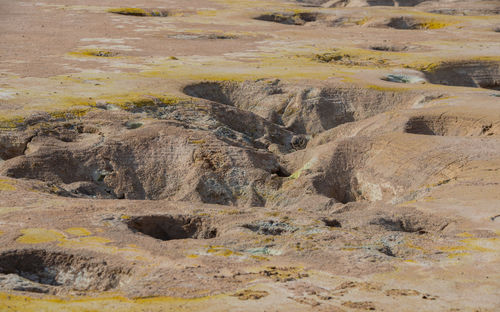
[0,90,15,99]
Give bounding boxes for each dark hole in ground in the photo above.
[377,245,396,257]
[404,117,437,135]
[0,249,126,291]
[322,218,342,227]
[370,217,426,234]
[183,81,236,105]
[385,17,449,30]
[369,45,407,52]
[254,12,320,25]
[273,166,291,177]
[386,17,423,30]
[242,220,298,235]
[126,215,217,240]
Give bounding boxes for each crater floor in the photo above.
[0,0,499,311]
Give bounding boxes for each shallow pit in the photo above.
[242,220,298,235]
[377,245,396,257]
[84,50,117,57]
[322,218,342,227]
[126,215,217,241]
[386,17,450,30]
[125,121,143,130]
[405,115,497,136]
[108,8,169,17]
[423,61,500,90]
[366,208,449,234]
[0,249,126,291]
[369,45,408,52]
[254,12,320,25]
[370,217,427,234]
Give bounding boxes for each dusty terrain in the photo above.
[0,0,499,311]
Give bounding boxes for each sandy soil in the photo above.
[0,0,499,311]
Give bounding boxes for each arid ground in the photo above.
[0,0,499,311]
